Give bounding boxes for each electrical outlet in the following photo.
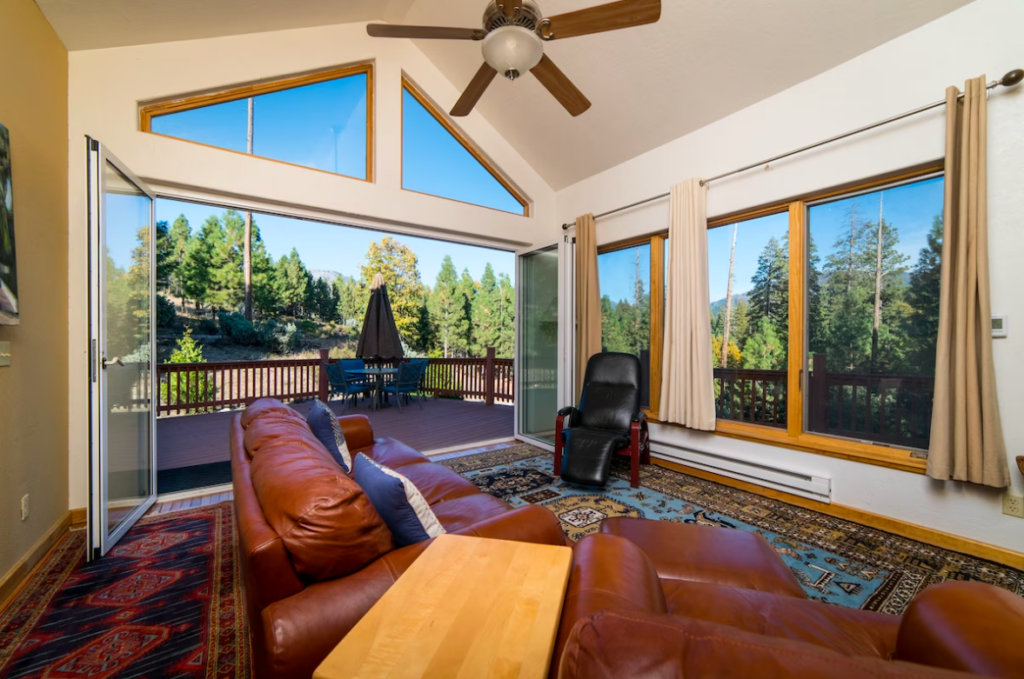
[1004,493,1024,519]
[20,495,28,521]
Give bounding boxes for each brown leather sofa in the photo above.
[230,398,567,679]
[553,517,1024,678]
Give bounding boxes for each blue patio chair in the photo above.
[382,362,423,412]
[324,362,373,412]
[408,359,429,399]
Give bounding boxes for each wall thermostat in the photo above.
[992,315,1008,338]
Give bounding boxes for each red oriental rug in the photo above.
[0,502,250,679]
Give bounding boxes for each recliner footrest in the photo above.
[560,428,628,486]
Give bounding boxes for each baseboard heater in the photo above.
[651,441,832,504]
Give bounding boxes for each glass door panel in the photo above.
[516,244,560,445]
[88,139,157,558]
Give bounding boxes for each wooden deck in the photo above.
[156,398,515,471]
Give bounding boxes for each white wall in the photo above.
[555,0,1024,552]
[67,22,557,510]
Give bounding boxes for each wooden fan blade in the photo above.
[502,0,523,18]
[367,24,487,40]
[540,0,660,40]
[531,55,591,117]
[451,63,498,117]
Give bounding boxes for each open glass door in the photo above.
[87,138,157,559]
[514,239,570,450]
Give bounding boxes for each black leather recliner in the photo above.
[554,352,650,488]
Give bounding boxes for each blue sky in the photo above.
[707,176,944,302]
[154,198,514,286]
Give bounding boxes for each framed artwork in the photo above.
[0,121,17,325]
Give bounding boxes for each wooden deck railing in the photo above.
[807,353,933,449]
[714,367,788,428]
[713,354,934,449]
[157,347,514,416]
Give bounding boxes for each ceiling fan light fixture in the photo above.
[481,26,543,81]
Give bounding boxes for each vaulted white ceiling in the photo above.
[38,0,974,189]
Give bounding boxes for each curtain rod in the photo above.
[561,68,1022,230]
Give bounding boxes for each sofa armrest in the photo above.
[259,540,431,679]
[336,414,375,451]
[895,581,1024,678]
[560,610,954,679]
[549,534,667,679]
[452,504,568,547]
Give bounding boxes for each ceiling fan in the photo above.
[367,0,661,117]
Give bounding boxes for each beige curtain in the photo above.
[927,76,1010,488]
[575,214,601,398]
[660,179,715,430]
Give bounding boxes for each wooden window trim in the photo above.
[597,233,666,420]
[698,162,943,474]
[139,63,375,183]
[400,77,530,217]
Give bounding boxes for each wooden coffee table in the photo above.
[313,534,573,679]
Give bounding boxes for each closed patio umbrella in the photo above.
[357,272,404,359]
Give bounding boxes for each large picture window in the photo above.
[704,167,944,471]
[140,65,373,181]
[597,235,666,416]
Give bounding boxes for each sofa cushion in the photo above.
[661,579,899,659]
[558,610,968,679]
[397,462,481,504]
[600,517,807,598]
[246,402,393,582]
[430,494,511,533]
[354,437,429,470]
[306,399,352,472]
[353,454,446,548]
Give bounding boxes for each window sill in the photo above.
[648,416,928,474]
[712,420,928,474]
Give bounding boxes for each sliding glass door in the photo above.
[515,242,564,448]
[87,138,157,559]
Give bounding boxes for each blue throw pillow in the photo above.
[352,453,446,547]
[305,399,352,472]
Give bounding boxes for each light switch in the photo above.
[0,341,10,367]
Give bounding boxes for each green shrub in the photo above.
[258,319,303,353]
[156,294,178,329]
[218,311,260,346]
[195,318,219,335]
[160,328,216,412]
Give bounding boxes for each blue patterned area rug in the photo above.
[439,444,1024,615]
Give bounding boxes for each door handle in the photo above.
[102,356,124,369]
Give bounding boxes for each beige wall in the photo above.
[0,0,69,579]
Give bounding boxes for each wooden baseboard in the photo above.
[70,507,87,527]
[0,512,72,613]
[652,457,1024,571]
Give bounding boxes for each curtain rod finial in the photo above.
[1001,69,1023,87]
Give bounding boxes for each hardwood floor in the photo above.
[156,398,514,471]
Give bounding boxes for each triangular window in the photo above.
[402,81,528,216]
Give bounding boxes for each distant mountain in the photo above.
[710,293,749,316]
[310,269,345,284]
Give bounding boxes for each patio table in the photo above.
[345,368,399,411]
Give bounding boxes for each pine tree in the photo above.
[428,256,468,358]
[180,216,221,312]
[274,248,313,317]
[456,269,477,356]
[495,272,515,358]
[168,215,192,301]
[749,236,789,346]
[905,216,943,374]
[154,220,172,293]
[742,317,785,370]
[473,264,500,354]
[206,210,248,312]
[249,220,277,319]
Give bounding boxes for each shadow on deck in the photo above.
[156,397,515,483]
